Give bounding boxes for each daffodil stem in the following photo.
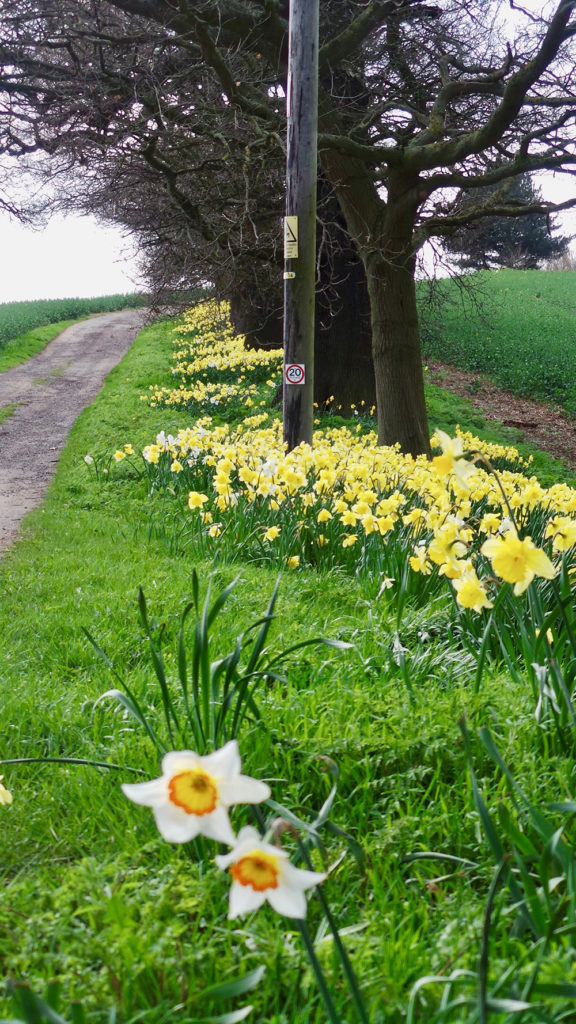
[0,756,143,773]
[474,455,518,533]
[294,918,343,1024]
[297,839,370,1024]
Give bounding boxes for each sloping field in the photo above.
[419,269,576,416]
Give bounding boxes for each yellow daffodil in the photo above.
[480,532,556,595]
[0,776,13,806]
[409,545,432,575]
[545,515,576,553]
[188,491,209,509]
[428,520,469,578]
[122,740,270,845]
[453,565,493,612]
[215,826,326,919]
[286,555,300,569]
[263,526,281,542]
[432,430,475,488]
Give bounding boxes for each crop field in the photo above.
[419,269,576,416]
[3,300,576,1023]
[0,293,145,349]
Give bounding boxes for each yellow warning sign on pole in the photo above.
[284,216,299,259]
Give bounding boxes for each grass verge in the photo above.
[2,311,576,1023]
[0,321,81,371]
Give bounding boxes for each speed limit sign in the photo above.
[284,363,306,385]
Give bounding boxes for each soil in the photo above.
[427,361,576,472]
[1,313,575,556]
[0,309,146,553]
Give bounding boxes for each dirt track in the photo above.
[0,309,145,553]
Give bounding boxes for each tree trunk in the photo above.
[367,257,430,455]
[319,145,431,455]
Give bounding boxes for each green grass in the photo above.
[0,321,80,371]
[419,268,576,417]
[0,402,18,424]
[2,313,576,1023]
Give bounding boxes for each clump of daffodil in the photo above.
[107,302,576,608]
[480,530,556,595]
[122,740,270,845]
[544,515,576,554]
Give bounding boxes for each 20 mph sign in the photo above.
[284,363,305,385]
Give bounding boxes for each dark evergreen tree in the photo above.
[444,174,571,271]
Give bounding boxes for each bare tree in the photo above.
[0,0,376,408]
[2,1,576,454]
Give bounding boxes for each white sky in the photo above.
[0,211,143,303]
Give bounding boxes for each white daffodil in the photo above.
[122,740,270,845]
[215,825,326,919]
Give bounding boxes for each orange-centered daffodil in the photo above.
[122,740,270,845]
[215,826,326,918]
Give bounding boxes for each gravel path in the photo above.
[0,309,145,552]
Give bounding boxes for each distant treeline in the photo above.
[0,293,147,348]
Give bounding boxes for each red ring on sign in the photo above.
[285,364,305,385]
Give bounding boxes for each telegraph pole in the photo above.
[282,0,319,451]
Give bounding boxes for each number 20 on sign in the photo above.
[285,363,305,385]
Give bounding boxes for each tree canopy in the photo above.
[2,1,576,453]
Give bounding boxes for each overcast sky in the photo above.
[0,211,143,304]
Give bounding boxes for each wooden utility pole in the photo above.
[283,0,319,451]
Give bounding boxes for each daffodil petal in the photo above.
[267,885,308,918]
[201,739,241,777]
[228,882,267,918]
[219,776,271,806]
[527,548,555,578]
[161,750,202,776]
[480,536,500,558]
[153,803,202,843]
[122,777,167,807]
[196,805,236,845]
[513,575,534,596]
[282,864,327,890]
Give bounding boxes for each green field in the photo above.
[3,303,576,1023]
[419,269,576,416]
[0,294,146,348]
